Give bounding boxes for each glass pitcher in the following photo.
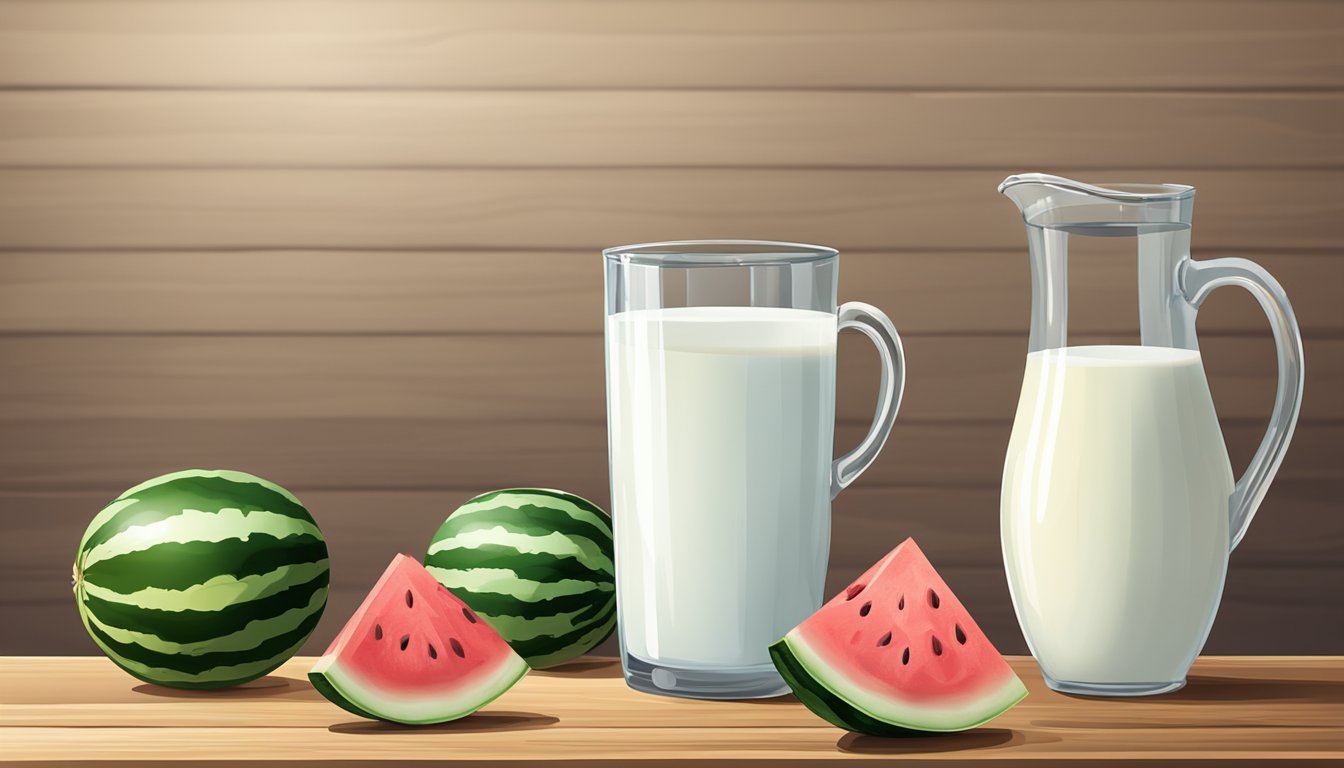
[997,174,1304,696]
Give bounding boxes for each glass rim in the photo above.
[603,239,838,267]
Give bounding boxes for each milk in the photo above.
[1001,345,1235,686]
[606,306,837,670]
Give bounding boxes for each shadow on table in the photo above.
[328,711,559,734]
[732,694,800,705]
[837,728,1027,755]
[133,675,323,701]
[1056,675,1344,706]
[1170,675,1344,705]
[532,659,623,679]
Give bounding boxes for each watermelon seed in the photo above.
[902,647,910,665]
[428,643,438,660]
[374,624,383,640]
[450,638,466,658]
[845,583,866,601]
[928,589,940,609]
[399,634,410,651]
[898,594,904,611]
[877,631,892,647]
[859,601,872,617]
[932,636,943,656]
[405,590,414,608]
[956,624,967,645]
[462,607,478,624]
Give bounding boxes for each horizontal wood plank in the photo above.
[0,0,1340,90]
[2,657,1342,765]
[0,250,1339,335]
[1,169,1338,251]
[4,656,1342,729]
[2,481,1341,656]
[0,334,1334,421]
[3,92,1341,169]
[6,724,1341,765]
[6,563,1339,658]
[2,418,1337,497]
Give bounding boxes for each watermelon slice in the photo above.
[309,554,528,724]
[770,539,1026,734]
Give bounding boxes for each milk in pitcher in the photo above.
[1001,345,1235,685]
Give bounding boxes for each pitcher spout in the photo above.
[998,173,1195,231]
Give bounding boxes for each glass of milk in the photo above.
[603,240,906,699]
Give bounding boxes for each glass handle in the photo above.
[831,302,906,500]
[1180,258,1305,551]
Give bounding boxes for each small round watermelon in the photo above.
[424,488,615,668]
[73,469,330,689]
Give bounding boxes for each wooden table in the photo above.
[3,656,1341,765]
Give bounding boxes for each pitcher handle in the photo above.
[831,302,906,500]
[1180,258,1305,550]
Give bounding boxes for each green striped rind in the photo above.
[309,646,529,725]
[73,469,329,689]
[425,488,615,668]
[769,632,1028,734]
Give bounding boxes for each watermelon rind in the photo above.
[770,631,1028,734]
[308,650,529,726]
[424,488,615,668]
[73,468,328,690]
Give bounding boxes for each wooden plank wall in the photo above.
[1,0,1341,657]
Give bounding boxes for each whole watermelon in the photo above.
[73,469,329,689]
[424,488,614,668]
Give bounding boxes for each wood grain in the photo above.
[0,334,1334,421]
[1,0,1340,90]
[1,169,1340,251]
[0,0,1338,669]
[2,417,1337,494]
[1,657,1341,766]
[3,92,1341,168]
[1,250,1340,335]
[4,480,1341,657]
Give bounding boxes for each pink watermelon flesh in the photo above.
[770,538,1026,733]
[309,554,528,724]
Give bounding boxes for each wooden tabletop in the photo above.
[2,656,1342,766]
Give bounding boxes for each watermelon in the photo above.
[424,488,615,668]
[309,554,529,724]
[770,539,1026,734]
[73,469,329,689]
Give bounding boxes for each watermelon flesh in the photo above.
[309,554,528,724]
[770,539,1026,734]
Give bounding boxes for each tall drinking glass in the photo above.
[604,240,906,699]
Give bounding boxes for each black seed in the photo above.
[859,601,872,617]
[902,647,910,665]
[898,594,904,611]
[877,631,892,647]
[374,624,383,640]
[450,638,466,658]
[405,590,414,608]
[462,607,478,624]
[428,643,438,660]
[928,589,940,609]
[399,634,410,651]
[956,624,967,645]
[845,583,866,601]
[932,636,943,656]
